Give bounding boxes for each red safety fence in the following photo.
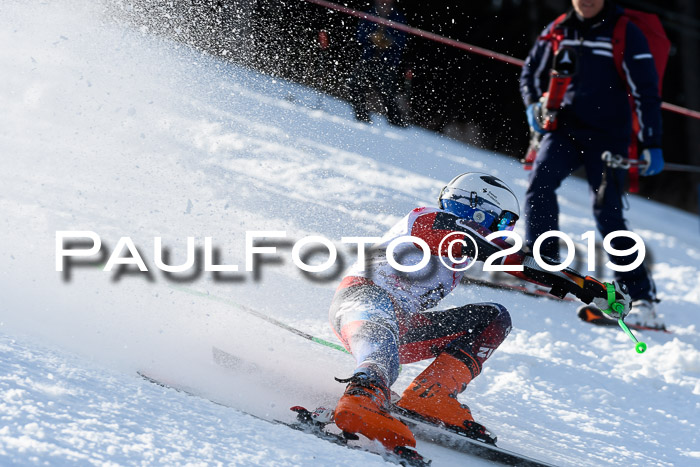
[305,0,700,121]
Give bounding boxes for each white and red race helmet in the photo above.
[438,173,520,232]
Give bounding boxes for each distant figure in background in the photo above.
[520,0,665,329]
[348,0,407,126]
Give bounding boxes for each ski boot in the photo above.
[396,351,491,441]
[627,299,666,330]
[334,373,416,450]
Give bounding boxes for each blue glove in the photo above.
[640,148,664,176]
[526,103,546,134]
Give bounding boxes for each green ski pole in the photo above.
[603,283,646,354]
[169,285,350,354]
[618,319,647,354]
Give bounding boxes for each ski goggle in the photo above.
[442,198,518,232]
[493,210,518,232]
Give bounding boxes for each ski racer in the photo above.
[328,172,632,450]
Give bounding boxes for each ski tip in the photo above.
[577,305,615,325]
[578,305,671,333]
[577,305,599,320]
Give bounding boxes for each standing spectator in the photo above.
[520,0,665,328]
[348,0,407,126]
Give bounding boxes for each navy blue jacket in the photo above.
[520,4,662,148]
[357,8,407,69]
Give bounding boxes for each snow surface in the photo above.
[1,0,699,465]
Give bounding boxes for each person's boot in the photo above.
[396,351,478,430]
[627,299,666,329]
[334,373,416,450]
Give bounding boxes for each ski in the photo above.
[170,285,350,356]
[577,305,671,333]
[212,346,557,465]
[137,371,430,467]
[392,405,497,445]
[290,406,430,467]
[390,407,556,467]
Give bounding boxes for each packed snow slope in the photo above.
[1,1,699,465]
